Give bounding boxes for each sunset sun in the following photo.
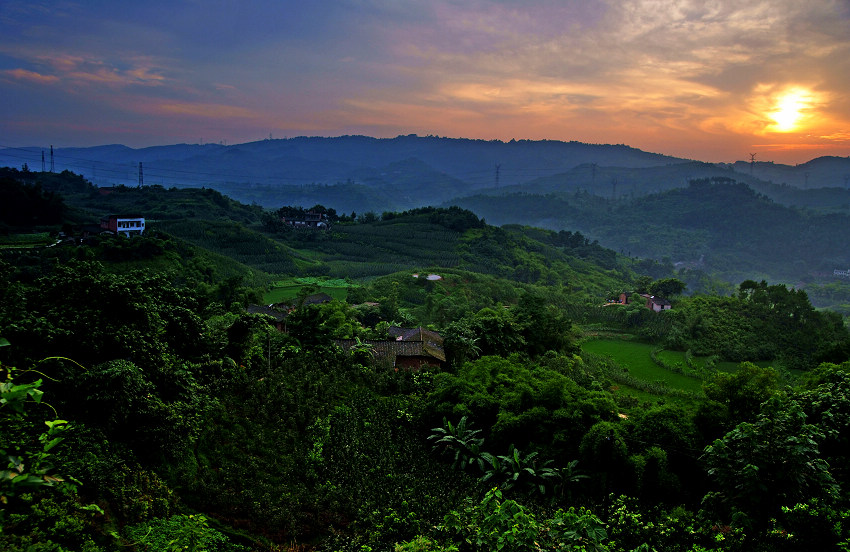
[768,88,812,132]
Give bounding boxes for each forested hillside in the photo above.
[450,177,850,286]
[3,168,850,551]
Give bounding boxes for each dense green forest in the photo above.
[3,169,850,551]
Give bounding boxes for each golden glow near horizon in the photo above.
[1,1,849,163]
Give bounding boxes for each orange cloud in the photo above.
[30,53,167,88]
[157,101,256,119]
[3,68,60,85]
[820,132,850,142]
[751,143,836,151]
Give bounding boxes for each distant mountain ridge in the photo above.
[1,135,848,213]
[2,135,680,187]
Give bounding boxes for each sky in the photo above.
[1,0,849,164]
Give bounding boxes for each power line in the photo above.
[0,143,614,182]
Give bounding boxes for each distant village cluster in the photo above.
[280,210,330,230]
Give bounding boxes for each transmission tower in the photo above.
[749,153,756,175]
[495,163,501,187]
[138,162,143,187]
[50,145,54,172]
[41,151,45,172]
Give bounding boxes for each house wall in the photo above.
[396,356,441,371]
[115,218,145,236]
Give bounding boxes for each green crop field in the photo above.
[0,232,55,248]
[263,277,356,304]
[581,339,705,394]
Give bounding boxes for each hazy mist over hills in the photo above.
[1,135,681,191]
[2,136,848,210]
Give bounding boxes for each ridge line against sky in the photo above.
[1,0,849,164]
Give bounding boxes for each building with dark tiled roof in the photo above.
[640,293,672,311]
[335,326,445,370]
[246,304,289,331]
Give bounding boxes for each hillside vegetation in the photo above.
[3,168,850,551]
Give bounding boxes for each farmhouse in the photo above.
[335,326,445,370]
[641,293,672,312]
[100,215,145,237]
[246,304,289,331]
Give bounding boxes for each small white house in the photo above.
[100,215,145,237]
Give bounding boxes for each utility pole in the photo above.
[138,162,143,187]
[41,151,45,172]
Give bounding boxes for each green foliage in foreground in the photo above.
[3,259,850,551]
[124,513,249,552]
